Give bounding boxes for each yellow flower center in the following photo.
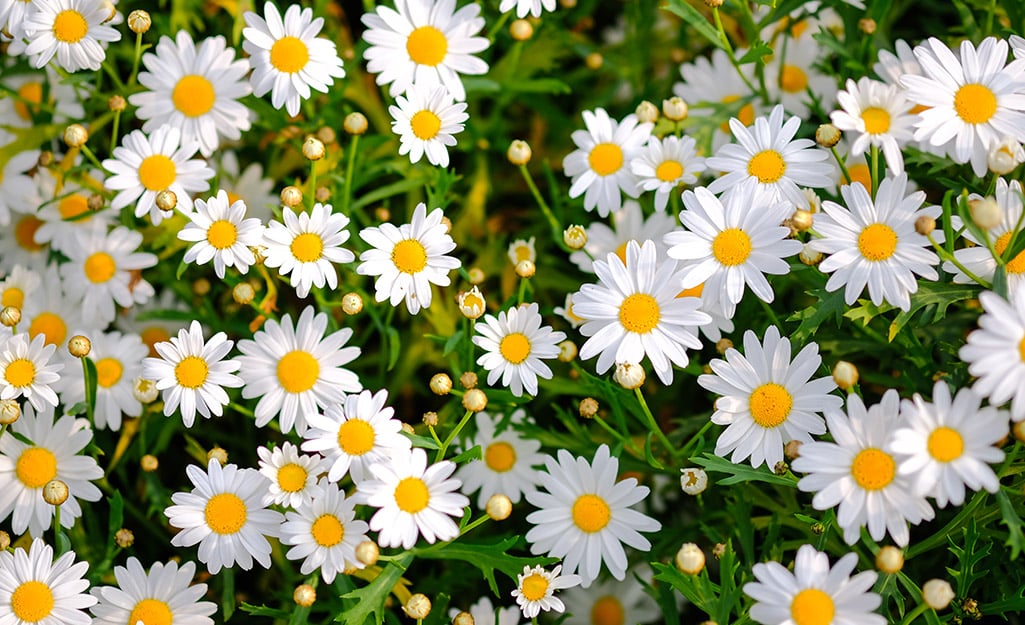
[857,223,898,261]
[29,312,67,346]
[140,327,171,356]
[227,191,243,205]
[5,358,35,388]
[290,232,324,263]
[138,155,177,192]
[512,243,533,263]
[276,350,320,394]
[410,110,442,140]
[954,83,998,125]
[52,9,88,43]
[174,355,208,389]
[270,36,310,73]
[172,74,216,118]
[842,163,873,189]
[655,159,684,183]
[1,287,24,309]
[84,251,116,283]
[850,448,896,491]
[720,94,755,133]
[781,64,808,94]
[394,476,430,513]
[747,149,787,183]
[484,441,516,472]
[337,419,376,456]
[128,598,173,625]
[927,426,964,463]
[15,447,57,488]
[499,332,532,364]
[392,239,428,274]
[618,293,661,334]
[861,107,891,134]
[572,493,611,533]
[206,219,238,250]
[994,232,1025,274]
[15,215,45,251]
[748,383,793,427]
[95,357,123,388]
[591,595,625,625]
[276,463,308,492]
[14,82,43,121]
[204,492,247,534]
[712,228,753,266]
[588,143,624,177]
[58,194,90,220]
[11,580,54,623]
[406,25,448,66]
[790,588,835,625]
[521,573,549,602]
[311,513,345,547]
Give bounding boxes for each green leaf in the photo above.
[691,453,796,487]
[239,603,294,619]
[505,78,572,95]
[737,40,772,64]
[996,488,1025,560]
[652,562,720,618]
[462,77,502,94]
[993,264,1009,299]
[337,555,414,625]
[442,330,464,357]
[982,586,1025,619]
[662,0,725,50]
[176,258,188,280]
[449,444,482,465]
[402,431,441,450]
[350,177,428,213]
[386,327,401,371]
[413,536,556,595]
[787,288,846,344]
[82,357,98,425]
[948,518,991,596]
[887,281,980,341]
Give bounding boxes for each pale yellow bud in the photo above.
[875,546,904,574]
[922,579,955,610]
[108,95,126,112]
[459,371,478,389]
[127,9,151,33]
[0,531,9,551]
[63,124,88,147]
[233,283,255,305]
[155,189,177,212]
[799,244,823,266]
[790,209,813,232]
[422,411,439,427]
[635,100,659,124]
[486,493,513,521]
[815,124,841,148]
[68,335,91,358]
[585,52,603,70]
[356,540,380,566]
[988,137,1025,175]
[404,594,432,620]
[832,361,859,391]
[294,584,317,607]
[0,306,21,327]
[207,447,228,466]
[42,480,69,506]
[281,186,303,208]
[453,611,475,625]
[458,286,486,320]
[462,388,488,412]
[784,440,802,460]
[344,112,369,135]
[579,397,599,418]
[515,259,535,278]
[342,292,364,315]
[468,267,486,284]
[0,400,21,425]
[133,378,159,404]
[115,528,135,548]
[557,340,577,363]
[510,19,533,40]
[507,140,532,166]
[563,225,587,250]
[614,362,645,390]
[140,454,159,472]
[302,136,326,161]
[316,126,337,145]
[915,216,936,236]
[675,543,705,574]
[430,373,453,395]
[662,97,688,121]
[680,468,708,495]
[969,196,1002,230]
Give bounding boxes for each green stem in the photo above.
[830,146,852,188]
[435,409,474,463]
[926,232,992,288]
[307,159,318,211]
[712,8,760,98]
[81,356,95,426]
[517,275,529,305]
[459,513,490,536]
[79,145,105,171]
[907,489,987,558]
[53,505,65,554]
[488,11,512,43]
[342,133,360,216]
[518,164,568,251]
[634,387,675,458]
[678,420,715,461]
[870,145,880,198]
[129,31,144,87]
[899,602,929,625]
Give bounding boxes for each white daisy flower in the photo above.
[256,441,327,509]
[944,178,1025,294]
[830,77,916,176]
[449,597,522,625]
[216,151,277,222]
[499,0,555,18]
[0,264,41,311]
[0,207,50,276]
[455,410,546,509]
[744,545,884,625]
[763,35,837,118]
[889,381,1006,508]
[511,564,581,619]
[0,68,84,129]
[302,388,410,483]
[631,135,706,212]
[665,183,802,319]
[280,479,370,583]
[361,0,489,101]
[22,264,92,349]
[59,330,147,430]
[0,404,103,537]
[573,240,710,385]
[673,48,761,151]
[357,202,461,315]
[706,105,834,210]
[902,37,1025,176]
[141,320,244,428]
[130,31,252,158]
[237,306,362,435]
[874,39,922,88]
[21,0,120,72]
[561,571,661,625]
[525,444,661,586]
[0,538,96,625]
[59,224,158,327]
[32,168,116,255]
[114,287,189,357]
[569,201,676,274]
[89,557,216,625]
[698,326,842,469]
[792,390,935,546]
[808,173,940,311]
[507,236,536,266]
[389,84,468,168]
[263,203,354,298]
[563,108,653,217]
[357,447,469,549]
[473,303,566,397]
[960,289,1025,421]
[0,134,41,227]
[554,292,587,329]
[165,460,285,574]
[178,190,265,279]
[0,332,63,410]
[242,1,346,117]
[102,125,215,225]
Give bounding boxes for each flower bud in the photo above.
[662,97,688,121]
[37,151,54,167]
[453,611,475,625]
[635,100,659,124]
[462,388,488,412]
[127,9,151,33]
[515,259,535,279]
[784,440,802,460]
[0,306,21,327]
[294,584,317,607]
[557,340,577,363]
[915,215,936,236]
[832,361,859,391]
[969,196,1002,230]
[280,186,303,208]
[302,136,325,161]
[815,124,841,148]
[0,531,9,550]
[133,378,159,404]
[790,209,813,232]
[193,278,211,296]
[715,338,733,354]
[507,140,532,166]
[858,18,877,34]
[108,95,126,112]
[486,493,513,521]
[988,137,1025,175]
[63,124,88,148]
[342,292,363,315]
[704,0,724,7]
[43,480,69,506]
[67,335,91,358]
[207,446,228,466]
[404,594,432,620]
[430,373,453,395]
[875,546,904,574]
[88,193,105,211]
[115,528,135,548]
[315,186,331,203]
[356,540,380,566]
[510,19,533,40]
[799,244,823,266]
[585,52,603,70]
[680,468,708,495]
[0,400,20,425]
[155,189,177,212]
[233,282,255,305]
[579,397,599,419]
[922,579,955,610]
[316,126,337,145]
[422,411,439,427]
[344,112,369,135]
[675,543,705,574]
[563,225,587,250]
[614,362,645,390]
[140,454,159,472]
[459,371,478,389]
[457,286,486,320]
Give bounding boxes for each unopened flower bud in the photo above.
[922,579,955,610]
[614,362,645,390]
[969,196,1002,230]
[467,267,485,284]
[155,189,177,212]
[43,480,69,505]
[662,96,688,121]
[453,611,475,625]
[579,397,599,418]
[140,454,159,472]
[404,594,431,620]
[585,52,603,70]
[207,447,228,466]
[858,18,876,34]
[463,388,487,412]
[715,338,733,354]
[915,215,936,236]
[0,306,21,327]
[557,340,577,362]
[773,461,789,475]
[108,95,126,112]
[704,0,724,7]
[791,209,813,232]
[401,422,415,435]
[430,373,452,395]
[875,546,904,574]
[133,378,159,403]
[0,400,20,425]
[233,282,255,305]
[0,531,9,550]
[510,19,533,40]
[988,137,1025,175]
[315,186,331,203]
[680,468,708,495]
[486,493,513,520]
[356,540,380,566]
[784,440,802,460]
[563,225,587,250]
[459,371,478,389]
[458,286,486,320]
[344,112,368,135]
[341,292,363,315]
[128,9,151,33]
[64,124,88,147]
[192,278,211,296]
[115,528,135,548]
[422,411,439,427]
[832,361,859,391]
[675,543,705,574]
[294,584,317,607]
[515,259,535,278]
[303,136,325,161]
[37,151,54,167]
[799,244,823,266]
[88,193,105,211]
[507,140,532,166]
[815,124,842,148]
[280,186,303,208]
[68,335,91,358]
[316,126,336,145]
[635,100,659,124]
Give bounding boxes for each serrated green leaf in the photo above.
[887,281,980,341]
[449,444,482,465]
[413,536,556,595]
[337,555,414,625]
[239,603,294,618]
[737,41,772,64]
[948,518,991,596]
[662,0,725,50]
[691,453,796,487]
[788,288,846,344]
[652,562,719,618]
[997,489,1025,560]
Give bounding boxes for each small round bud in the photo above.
[773,461,789,475]
[579,397,599,419]
[0,400,21,425]
[280,186,303,208]
[233,282,256,305]
[507,140,532,166]
[207,447,228,466]
[486,493,513,521]
[790,209,813,232]
[510,19,533,40]
[563,225,587,250]
[635,100,659,124]
[88,193,105,211]
[140,454,159,472]
[858,17,877,34]
[969,196,1002,230]
[341,292,363,315]
[715,338,733,354]
[832,361,859,391]
[675,543,705,575]
[711,543,727,559]
[108,95,126,112]
[0,531,10,551]
[403,594,431,620]
[922,579,955,610]
[37,151,54,167]
[356,540,380,566]
[115,528,135,548]
[614,362,645,390]
[515,259,535,279]
[302,136,326,161]
[662,96,689,121]
[315,186,331,203]
[457,286,486,320]
[192,277,211,296]
[585,52,603,70]
[680,468,708,495]
[453,611,475,625]
[875,546,904,574]
[155,189,177,212]
[316,126,337,145]
[422,411,439,427]
[0,306,21,327]
[815,124,842,148]
[68,335,91,358]
[375,207,391,222]
[557,340,577,363]
[799,244,823,266]
[1013,420,1025,443]
[127,9,151,33]
[43,479,69,506]
[811,522,825,535]
[294,584,317,607]
[441,216,453,234]
[459,371,478,389]
[401,422,415,435]
[430,373,453,395]
[915,215,936,236]
[784,440,802,460]
[988,137,1025,175]
[344,112,369,135]
[704,0,724,7]
[468,267,486,285]
[63,124,88,148]
[462,388,488,412]
[133,378,159,404]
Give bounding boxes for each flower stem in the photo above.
[898,602,929,625]
[634,387,675,458]
[435,409,474,463]
[518,164,567,251]
[870,145,880,198]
